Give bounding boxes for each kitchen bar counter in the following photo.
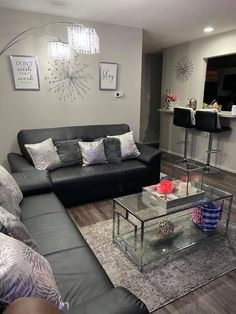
[159,108,236,118]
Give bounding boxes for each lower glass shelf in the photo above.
[114,210,226,268]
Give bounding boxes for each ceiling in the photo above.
[1,0,236,52]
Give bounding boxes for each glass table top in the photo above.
[114,184,232,222]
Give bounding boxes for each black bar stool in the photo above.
[195,110,231,173]
[173,107,195,163]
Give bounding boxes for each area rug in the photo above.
[80,220,236,312]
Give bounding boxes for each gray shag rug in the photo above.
[80,220,236,312]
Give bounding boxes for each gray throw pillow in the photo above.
[79,139,107,166]
[0,222,9,235]
[0,165,23,205]
[0,206,37,251]
[55,139,83,167]
[103,138,122,163]
[0,233,68,311]
[107,131,140,160]
[0,185,21,219]
[25,138,61,170]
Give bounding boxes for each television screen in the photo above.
[223,74,236,91]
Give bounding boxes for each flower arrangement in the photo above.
[164,92,177,103]
[157,179,174,200]
[163,89,177,109]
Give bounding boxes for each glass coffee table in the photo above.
[112,184,233,271]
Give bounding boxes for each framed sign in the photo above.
[99,62,118,90]
[9,55,40,90]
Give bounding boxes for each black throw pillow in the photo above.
[103,138,122,164]
[55,139,83,167]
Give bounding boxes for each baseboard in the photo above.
[160,148,236,174]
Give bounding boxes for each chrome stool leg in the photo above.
[176,128,189,165]
[206,133,213,169]
[183,128,188,163]
[204,133,220,174]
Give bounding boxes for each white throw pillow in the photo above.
[108,131,140,160]
[0,165,23,204]
[78,139,107,166]
[0,206,37,251]
[0,233,68,311]
[25,138,61,170]
[0,186,21,219]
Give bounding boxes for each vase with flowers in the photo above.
[163,89,177,110]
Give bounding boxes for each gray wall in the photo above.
[0,8,143,166]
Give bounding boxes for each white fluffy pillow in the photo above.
[0,206,37,251]
[0,233,68,311]
[108,131,140,160]
[25,138,61,170]
[0,165,23,204]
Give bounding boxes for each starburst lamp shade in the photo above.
[48,41,71,59]
[67,25,100,54]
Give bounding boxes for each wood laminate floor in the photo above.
[68,154,236,314]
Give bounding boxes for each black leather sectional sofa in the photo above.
[8,124,161,207]
[9,170,149,314]
[5,124,161,313]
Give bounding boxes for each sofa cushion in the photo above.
[55,139,83,167]
[20,193,64,219]
[25,138,61,170]
[0,206,37,251]
[0,233,67,311]
[20,193,87,255]
[20,193,114,310]
[45,246,113,309]
[50,164,121,206]
[113,160,157,194]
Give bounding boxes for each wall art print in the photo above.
[175,56,194,83]
[99,62,118,90]
[9,55,40,90]
[45,55,93,102]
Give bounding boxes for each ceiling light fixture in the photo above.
[67,25,100,55]
[48,40,72,59]
[204,26,214,33]
[0,21,100,59]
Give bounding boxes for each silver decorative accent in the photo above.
[44,55,93,102]
[176,56,194,82]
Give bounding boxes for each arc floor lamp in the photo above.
[0,21,100,59]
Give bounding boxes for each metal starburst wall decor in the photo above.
[175,56,194,83]
[45,55,93,102]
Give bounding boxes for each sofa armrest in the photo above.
[8,153,35,172]
[66,287,149,314]
[12,170,52,196]
[136,143,161,175]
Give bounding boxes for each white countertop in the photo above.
[159,108,236,118]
